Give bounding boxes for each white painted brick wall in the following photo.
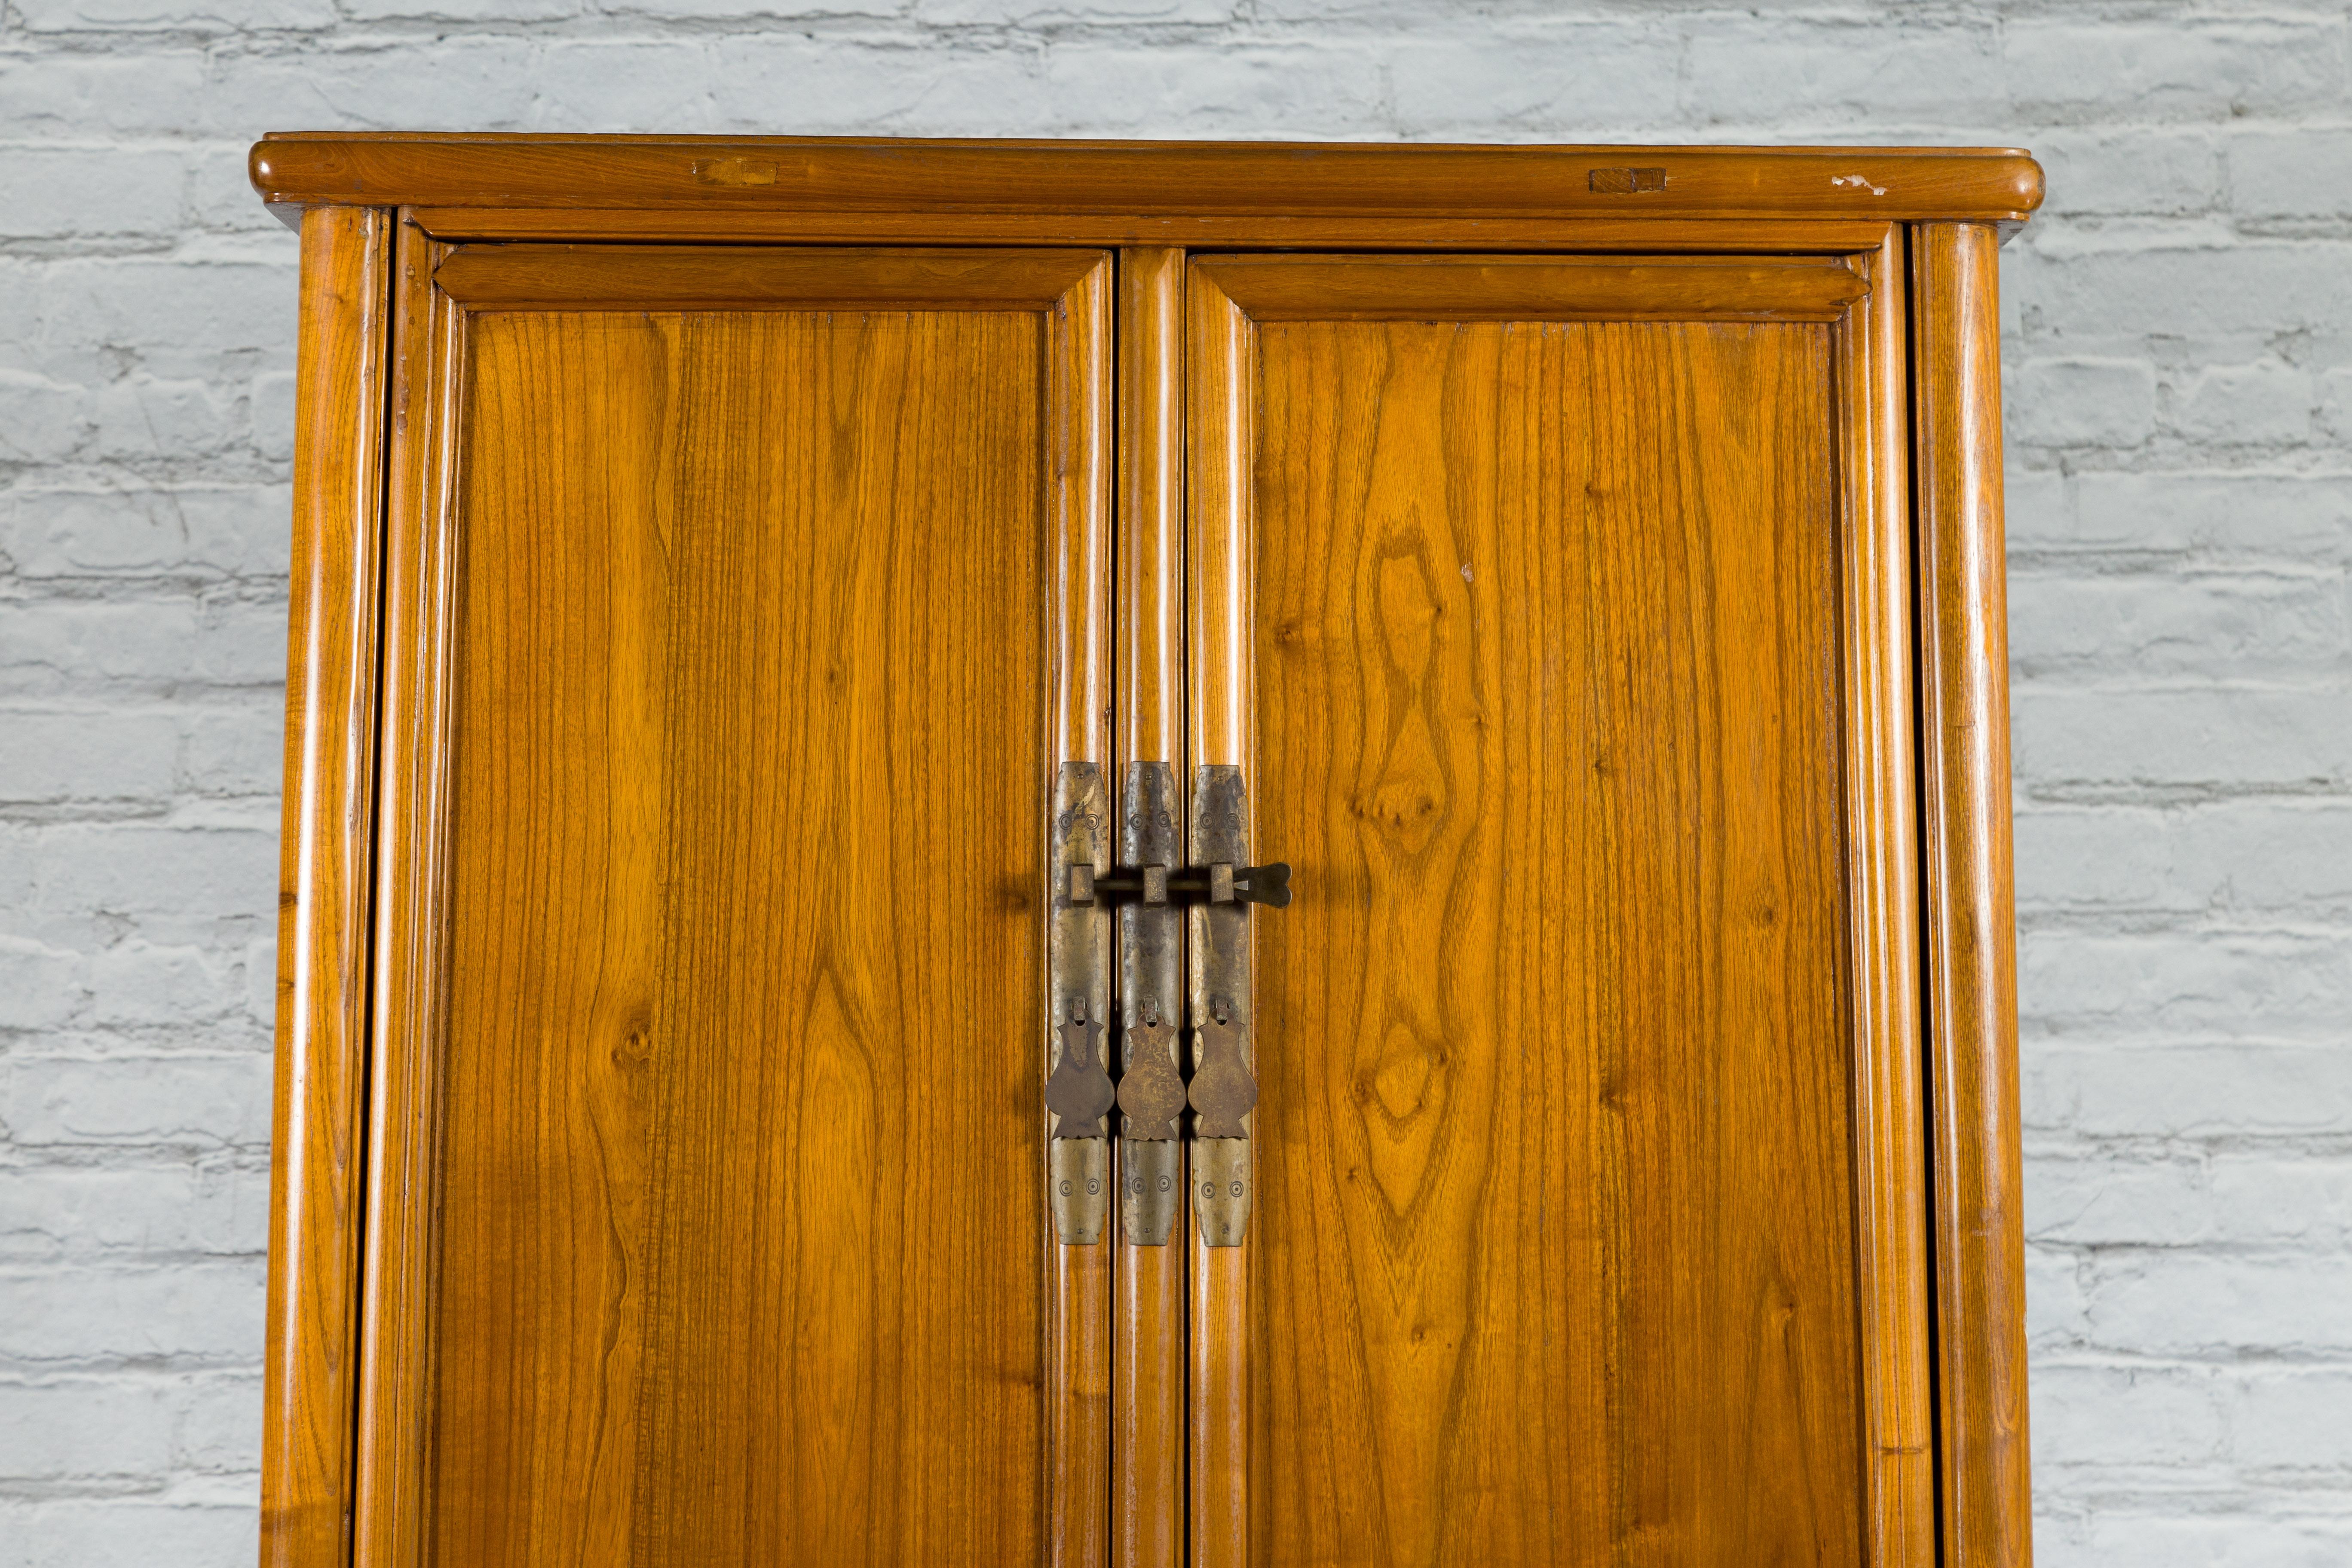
[2,3,2346,1562]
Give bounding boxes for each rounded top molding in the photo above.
[250,134,2043,227]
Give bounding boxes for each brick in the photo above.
[2030,1362,2226,1469]
[346,0,575,19]
[2012,234,2352,345]
[2013,356,2157,447]
[179,707,285,798]
[914,0,1229,21]
[1684,18,2002,122]
[0,601,202,695]
[2014,803,2173,909]
[16,0,335,32]
[2326,367,2352,442]
[2074,1513,2352,1567]
[0,1164,258,1258]
[2055,472,2352,565]
[0,1259,263,1360]
[2022,931,2352,1041]
[2005,19,2348,119]
[88,375,238,462]
[2167,800,2352,913]
[0,52,208,136]
[1390,24,1681,135]
[0,936,83,1030]
[241,935,275,1029]
[2028,1045,2352,1139]
[12,255,296,386]
[2090,1254,2352,1355]
[2208,1158,2352,1250]
[2026,1242,2089,1347]
[2234,1369,2352,1469]
[23,822,276,928]
[2034,1155,2352,1250]
[175,1373,264,1473]
[83,940,251,1026]
[622,0,895,16]
[531,41,724,132]
[0,147,184,240]
[203,37,538,135]
[2006,572,2348,683]
[1031,40,1387,136]
[0,1495,257,1568]
[186,143,289,236]
[0,370,89,464]
[0,1381,173,1479]
[2013,690,2352,789]
[2175,360,2318,446]
[247,371,296,463]
[0,484,292,580]
[193,599,290,689]
[0,1053,272,1146]
[2034,127,2220,218]
[2028,1155,2211,1247]
[0,709,178,805]
[2231,128,2352,221]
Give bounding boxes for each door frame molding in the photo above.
[340,233,1115,1568]
[1181,240,1937,1565]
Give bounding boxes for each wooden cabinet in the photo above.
[252,138,2041,1568]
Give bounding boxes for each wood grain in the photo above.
[1113,247,1185,1568]
[249,135,2045,224]
[260,202,390,1568]
[1182,271,1255,1568]
[1913,220,2035,1568]
[408,210,1923,255]
[1189,254,1925,1565]
[1049,255,1115,1568]
[356,219,463,1568]
[435,243,1106,312]
[1193,253,1868,322]
[358,242,1112,1567]
[1841,225,1938,1567]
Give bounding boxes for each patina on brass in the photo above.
[1190,764,1259,1248]
[1047,762,1112,1244]
[1117,762,1185,1245]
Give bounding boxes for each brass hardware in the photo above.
[1194,1138,1252,1249]
[1044,1001,1115,1139]
[1117,762,1185,1245]
[1589,165,1667,194]
[1190,764,1269,1248]
[1050,1138,1108,1246]
[1069,860,1290,909]
[1119,1019,1186,1139]
[1048,763,1112,1245]
[1120,1139,1182,1247]
[1188,1013,1256,1139]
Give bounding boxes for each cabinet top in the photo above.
[249,135,2041,228]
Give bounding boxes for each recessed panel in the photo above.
[1243,314,1862,1562]
[430,307,1053,1566]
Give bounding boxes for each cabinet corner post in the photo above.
[262,204,395,1568]
[1911,219,2034,1568]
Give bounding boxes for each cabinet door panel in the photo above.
[362,244,1111,1568]
[1185,251,1927,1566]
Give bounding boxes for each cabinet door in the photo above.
[1185,248,1930,1566]
[359,242,1112,1567]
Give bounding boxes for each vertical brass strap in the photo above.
[1189,765,1256,1246]
[1047,763,1113,1244]
[1117,763,1185,1244]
